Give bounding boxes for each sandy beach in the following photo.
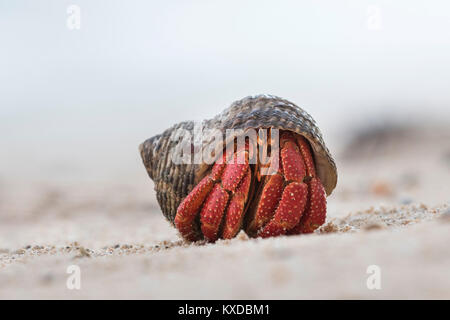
[1,121,449,299]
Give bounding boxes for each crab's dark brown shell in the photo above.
[140,95,337,223]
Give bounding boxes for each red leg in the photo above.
[295,136,316,178]
[174,175,215,241]
[176,145,252,242]
[246,173,284,235]
[290,177,326,234]
[200,184,230,241]
[222,168,251,239]
[289,136,327,234]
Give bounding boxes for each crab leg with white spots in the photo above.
[174,131,327,242]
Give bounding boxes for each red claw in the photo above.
[258,182,308,238]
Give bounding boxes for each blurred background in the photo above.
[1,0,450,299]
[1,0,450,186]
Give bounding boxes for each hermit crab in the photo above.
[140,95,337,242]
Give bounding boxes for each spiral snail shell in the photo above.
[139,95,337,227]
